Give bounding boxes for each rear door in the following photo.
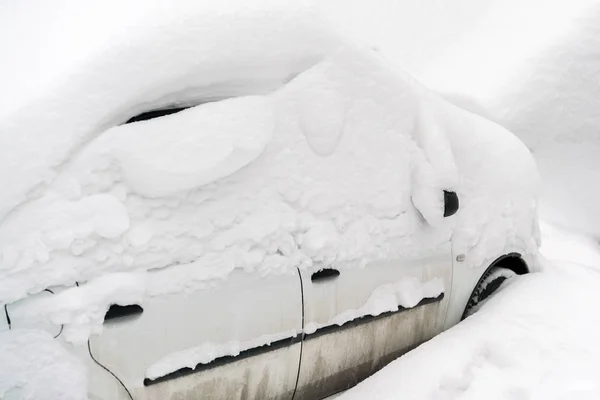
[294,241,452,399]
[88,267,303,400]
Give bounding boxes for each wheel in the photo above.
[461,266,517,319]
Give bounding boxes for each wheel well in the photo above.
[461,253,529,320]
[491,252,529,275]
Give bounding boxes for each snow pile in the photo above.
[0,329,87,400]
[321,0,600,237]
[339,223,600,400]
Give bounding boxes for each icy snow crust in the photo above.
[0,2,538,342]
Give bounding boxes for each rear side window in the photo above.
[125,107,189,124]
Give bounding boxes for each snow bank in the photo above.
[0,329,87,400]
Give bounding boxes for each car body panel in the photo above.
[294,298,445,400]
[444,243,534,329]
[295,243,452,399]
[88,269,303,400]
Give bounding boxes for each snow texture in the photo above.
[0,329,87,400]
[0,3,538,354]
[322,0,600,237]
[0,0,343,303]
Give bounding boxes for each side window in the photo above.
[124,107,190,124]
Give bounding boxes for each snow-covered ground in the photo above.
[339,223,600,400]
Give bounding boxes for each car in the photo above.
[0,5,540,400]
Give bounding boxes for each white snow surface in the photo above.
[339,223,600,400]
[0,0,539,310]
[0,0,340,220]
[321,0,600,237]
[0,329,87,400]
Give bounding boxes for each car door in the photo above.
[88,267,303,400]
[294,239,452,400]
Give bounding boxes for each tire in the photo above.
[461,266,516,319]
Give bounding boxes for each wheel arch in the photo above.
[489,252,529,276]
[459,252,529,321]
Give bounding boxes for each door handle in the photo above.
[104,304,144,322]
[311,268,340,282]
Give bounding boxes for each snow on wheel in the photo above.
[462,267,517,319]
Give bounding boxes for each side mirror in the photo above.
[443,190,459,217]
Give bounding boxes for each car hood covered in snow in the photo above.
[0,0,538,328]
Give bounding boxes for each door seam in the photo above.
[290,267,305,400]
[88,340,134,400]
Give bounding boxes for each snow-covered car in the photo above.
[0,3,540,400]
